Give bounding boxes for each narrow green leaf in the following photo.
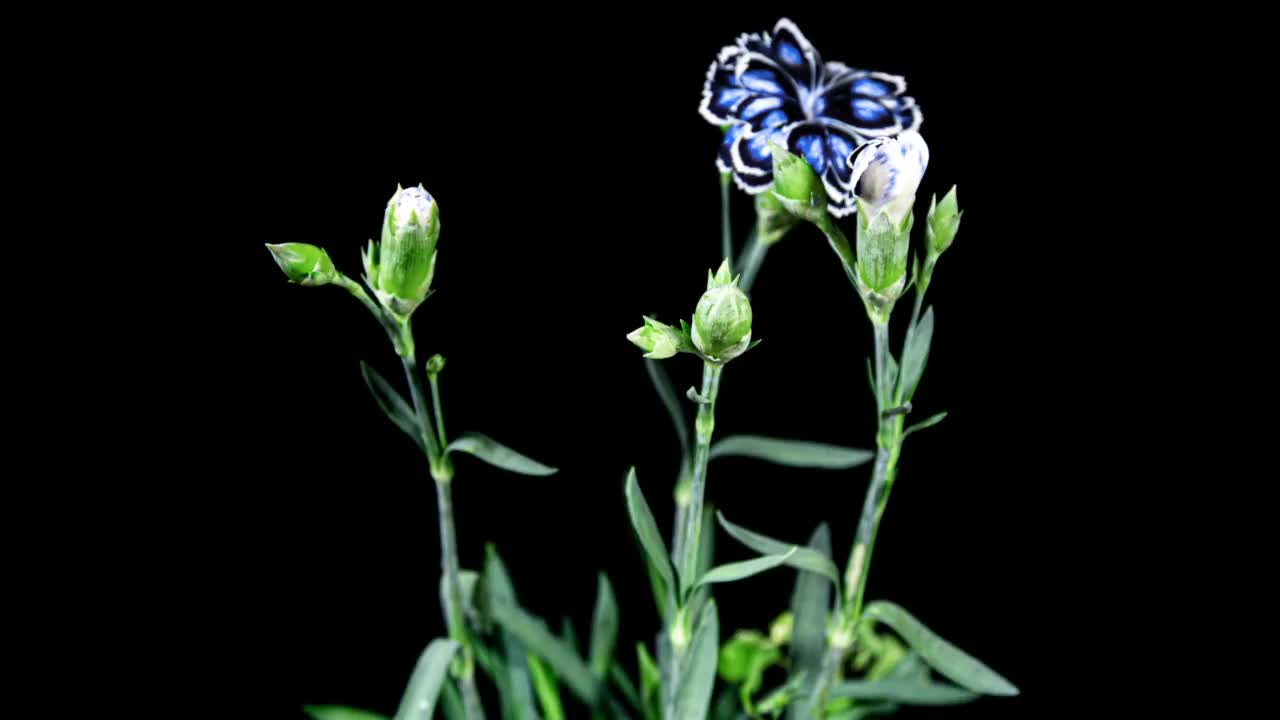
[589,573,620,678]
[904,411,948,438]
[637,643,662,720]
[482,547,537,720]
[674,600,719,720]
[687,386,710,404]
[528,653,567,720]
[360,361,425,453]
[709,435,873,469]
[897,306,934,402]
[825,702,897,720]
[786,524,833,720]
[446,432,557,476]
[610,662,642,713]
[624,469,675,604]
[695,548,796,588]
[831,678,977,705]
[717,512,841,590]
[863,601,1018,696]
[392,638,461,720]
[645,358,690,462]
[491,602,603,707]
[304,706,389,720]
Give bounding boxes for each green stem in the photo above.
[398,335,481,719]
[429,373,449,448]
[737,225,768,293]
[813,319,909,716]
[720,172,733,263]
[679,362,722,589]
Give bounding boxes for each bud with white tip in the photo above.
[366,184,440,316]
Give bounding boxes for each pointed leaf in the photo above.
[717,513,840,590]
[674,600,719,720]
[646,359,690,462]
[590,573,620,678]
[898,307,933,402]
[695,548,796,588]
[637,643,662,720]
[710,435,872,469]
[527,653,567,720]
[786,524,833,720]
[304,707,389,720]
[360,361,425,453]
[491,602,603,707]
[482,547,537,720]
[625,469,675,604]
[446,433,557,476]
[831,678,977,705]
[863,601,1018,696]
[393,638,460,720]
[687,387,710,404]
[904,411,948,438]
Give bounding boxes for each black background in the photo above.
[204,9,1117,719]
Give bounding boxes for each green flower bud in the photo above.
[768,142,826,224]
[627,317,692,359]
[925,185,962,258]
[371,185,440,316]
[854,198,912,294]
[693,261,753,361]
[266,243,337,286]
[426,353,447,376]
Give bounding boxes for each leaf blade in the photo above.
[446,432,557,476]
[392,638,461,720]
[589,573,620,678]
[717,513,841,590]
[646,358,690,461]
[709,435,872,469]
[491,602,604,707]
[360,361,425,453]
[863,601,1018,696]
[624,469,675,604]
[830,678,977,705]
[898,306,934,402]
[695,548,796,588]
[304,706,390,720]
[674,600,719,720]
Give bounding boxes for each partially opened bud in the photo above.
[266,243,337,286]
[370,185,440,316]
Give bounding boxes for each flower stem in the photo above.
[720,172,733,263]
[814,213,857,275]
[737,224,768,293]
[429,373,449,448]
[812,317,909,716]
[679,362,722,589]
[397,330,483,720]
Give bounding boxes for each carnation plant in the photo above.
[269,17,1016,720]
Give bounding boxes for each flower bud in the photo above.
[847,131,929,227]
[693,261,753,361]
[369,185,440,316]
[627,317,692,359]
[426,353,447,377]
[854,198,912,295]
[768,142,827,224]
[925,185,961,259]
[266,243,337,286]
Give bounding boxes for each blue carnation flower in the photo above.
[699,18,923,217]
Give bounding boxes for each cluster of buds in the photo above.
[768,130,960,324]
[627,260,755,364]
[266,184,442,321]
